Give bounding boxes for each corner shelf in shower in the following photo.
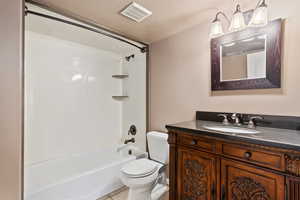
[112,74,129,79]
[112,95,129,100]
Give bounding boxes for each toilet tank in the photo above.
[147,131,169,164]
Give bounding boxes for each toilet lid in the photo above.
[121,159,158,177]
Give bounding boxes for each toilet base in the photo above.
[127,185,152,200]
[127,184,169,200]
[151,184,169,200]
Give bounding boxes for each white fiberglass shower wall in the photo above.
[24,4,146,200]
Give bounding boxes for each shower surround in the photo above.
[24,4,146,200]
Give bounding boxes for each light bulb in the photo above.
[210,20,224,38]
[249,2,268,26]
[229,5,246,32]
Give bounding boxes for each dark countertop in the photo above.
[166,120,300,151]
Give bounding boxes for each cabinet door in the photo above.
[221,159,285,200]
[177,147,218,200]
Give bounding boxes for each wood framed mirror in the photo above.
[211,19,282,91]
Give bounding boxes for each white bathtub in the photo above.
[24,148,137,200]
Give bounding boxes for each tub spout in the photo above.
[117,144,128,152]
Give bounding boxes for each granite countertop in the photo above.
[166,120,300,151]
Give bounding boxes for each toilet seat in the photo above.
[121,159,158,178]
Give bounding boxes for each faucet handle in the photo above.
[248,116,263,128]
[218,114,229,125]
[231,113,238,119]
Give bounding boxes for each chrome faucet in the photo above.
[248,116,263,129]
[124,138,135,144]
[218,114,229,125]
[231,113,242,126]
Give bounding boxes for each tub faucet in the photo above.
[117,144,128,152]
[124,138,135,144]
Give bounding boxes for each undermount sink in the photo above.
[202,125,260,135]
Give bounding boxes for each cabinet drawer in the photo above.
[222,143,283,170]
[178,135,215,152]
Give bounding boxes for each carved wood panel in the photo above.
[177,148,217,200]
[231,177,271,200]
[221,159,285,200]
[183,159,207,199]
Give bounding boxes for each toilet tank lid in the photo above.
[147,131,168,140]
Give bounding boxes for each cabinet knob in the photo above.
[190,140,197,145]
[244,151,252,159]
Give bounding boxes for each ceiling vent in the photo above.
[121,2,152,23]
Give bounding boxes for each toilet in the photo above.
[120,131,169,200]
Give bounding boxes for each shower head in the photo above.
[125,54,135,61]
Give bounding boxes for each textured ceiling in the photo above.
[29,0,254,44]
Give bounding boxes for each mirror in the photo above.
[211,19,282,91]
[221,35,266,81]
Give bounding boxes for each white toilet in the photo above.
[120,131,169,200]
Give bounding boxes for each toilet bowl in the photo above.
[120,131,169,200]
[120,159,169,200]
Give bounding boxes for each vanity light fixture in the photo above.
[249,0,268,27]
[210,11,230,38]
[229,4,246,32]
[210,0,268,38]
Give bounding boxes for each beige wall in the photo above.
[149,0,300,131]
[0,0,24,199]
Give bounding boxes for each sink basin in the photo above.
[203,125,260,135]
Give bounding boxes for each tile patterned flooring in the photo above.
[97,187,169,200]
[97,187,128,200]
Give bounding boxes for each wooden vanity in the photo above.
[166,112,300,200]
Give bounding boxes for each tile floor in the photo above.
[97,187,128,200]
[97,187,169,200]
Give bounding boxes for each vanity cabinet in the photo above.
[167,130,300,200]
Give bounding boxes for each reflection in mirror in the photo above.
[220,35,266,81]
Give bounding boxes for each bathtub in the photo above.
[24,147,140,200]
